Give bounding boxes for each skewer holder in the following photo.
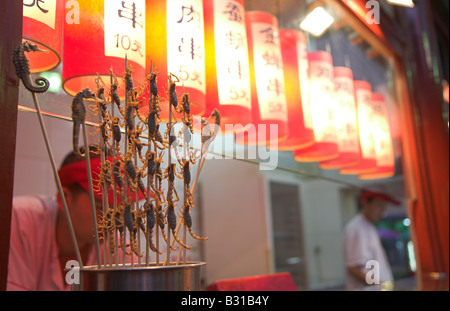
[71,262,206,291]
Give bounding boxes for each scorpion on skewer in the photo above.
[168,73,180,120]
[120,202,142,257]
[110,73,124,115]
[140,200,162,254]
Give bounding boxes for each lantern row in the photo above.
[23,0,395,179]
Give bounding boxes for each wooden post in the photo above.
[0,0,23,291]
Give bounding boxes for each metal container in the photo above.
[71,262,206,291]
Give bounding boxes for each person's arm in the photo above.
[347,266,368,284]
[344,223,372,286]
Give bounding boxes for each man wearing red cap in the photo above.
[7,147,125,291]
[343,190,399,290]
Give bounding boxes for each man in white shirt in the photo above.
[344,190,399,290]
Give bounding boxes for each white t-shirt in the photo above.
[344,214,393,290]
[7,195,98,291]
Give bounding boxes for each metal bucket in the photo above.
[71,262,206,291]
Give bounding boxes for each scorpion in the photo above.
[95,75,108,117]
[71,88,96,157]
[199,109,222,157]
[167,201,191,250]
[168,73,180,116]
[122,202,141,257]
[141,200,162,254]
[13,41,50,93]
[181,93,194,134]
[125,89,147,130]
[97,206,121,255]
[110,73,124,115]
[148,112,168,149]
[178,159,196,207]
[127,124,148,163]
[164,163,181,205]
[182,203,208,241]
[93,159,113,195]
[113,160,124,197]
[124,151,138,192]
[149,72,159,98]
[136,171,147,200]
[144,150,165,197]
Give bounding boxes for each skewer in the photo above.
[110,67,120,268]
[29,87,84,268]
[124,55,132,268]
[155,160,160,266]
[176,84,188,266]
[96,76,112,267]
[13,44,84,268]
[164,84,173,267]
[146,61,153,267]
[81,121,102,268]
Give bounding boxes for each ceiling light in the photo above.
[386,0,415,8]
[300,7,334,37]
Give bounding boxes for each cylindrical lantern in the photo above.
[359,93,395,179]
[139,0,206,121]
[276,29,314,151]
[294,51,338,162]
[235,11,288,146]
[22,0,64,72]
[340,81,377,175]
[63,0,146,97]
[203,0,252,133]
[319,67,359,169]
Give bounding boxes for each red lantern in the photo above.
[319,67,359,169]
[277,29,314,151]
[340,81,377,175]
[359,93,395,179]
[235,11,288,146]
[203,0,252,134]
[294,51,338,162]
[63,0,146,97]
[139,0,206,122]
[22,0,64,72]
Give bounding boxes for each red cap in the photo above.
[58,156,146,203]
[359,190,400,205]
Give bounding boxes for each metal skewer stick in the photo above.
[176,84,188,266]
[14,44,85,268]
[81,121,102,268]
[164,87,173,267]
[123,56,131,268]
[29,87,84,268]
[145,62,153,267]
[134,128,140,268]
[110,68,119,268]
[96,76,111,267]
[155,153,160,266]
[98,95,108,267]
[146,145,151,267]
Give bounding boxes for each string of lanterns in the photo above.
[22,0,395,180]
